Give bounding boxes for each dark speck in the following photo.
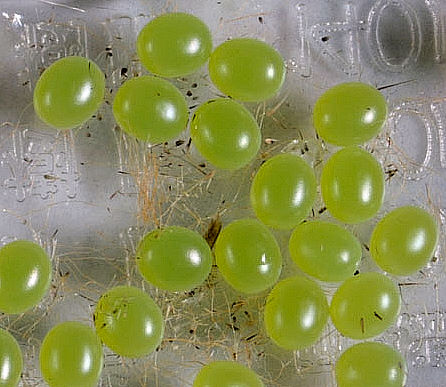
[186,90,193,97]
[374,311,383,320]
[321,36,329,42]
[258,16,264,24]
[191,83,198,88]
[204,215,222,249]
[151,230,162,240]
[121,67,128,76]
[354,270,359,276]
[226,323,240,331]
[318,206,327,214]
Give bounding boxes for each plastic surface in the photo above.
[0,0,446,386]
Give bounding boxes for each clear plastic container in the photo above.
[0,0,445,385]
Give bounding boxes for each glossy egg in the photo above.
[94,286,164,358]
[313,82,387,146]
[209,38,285,102]
[321,147,384,223]
[264,276,329,350]
[250,153,317,229]
[0,240,52,314]
[190,99,261,170]
[193,361,264,387]
[136,226,212,292]
[214,219,282,294]
[0,328,23,386]
[289,221,362,282]
[330,272,401,339]
[40,322,103,387]
[33,56,105,129]
[137,13,212,77]
[113,76,188,143]
[336,342,407,387]
[370,206,439,276]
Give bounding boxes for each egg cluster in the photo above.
[0,11,438,387]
